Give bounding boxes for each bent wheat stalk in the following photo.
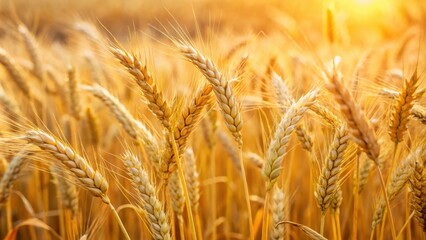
[24,130,130,240]
[111,47,172,129]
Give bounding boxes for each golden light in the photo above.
[355,0,374,5]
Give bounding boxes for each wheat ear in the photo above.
[184,148,200,208]
[24,130,109,203]
[178,43,243,146]
[411,105,426,125]
[0,151,29,203]
[0,47,31,98]
[123,152,172,240]
[271,72,313,152]
[160,84,212,178]
[270,188,289,240]
[326,71,380,162]
[111,47,171,129]
[371,147,422,229]
[357,158,374,193]
[67,65,81,119]
[410,159,426,231]
[389,71,419,143]
[276,221,327,240]
[315,124,349,214]
[310,103,341,128]
[168,172,184,216]
[263,89,319,191]
[51,164,79,217]
[330,187,342,214]
[18,24,44,81]
[244,152,264,169]
[0,86,22,131]
[82,84,159,163]
[85,107,100,146]
[81,84,140,139]
[218,131,242,173]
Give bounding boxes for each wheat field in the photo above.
[0,0,425,239]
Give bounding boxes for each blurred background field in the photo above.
[0,0,425,239]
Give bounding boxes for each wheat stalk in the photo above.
[218,131,242,173]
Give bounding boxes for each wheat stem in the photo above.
[169,130,197,240]
[376,166,397,240]
[261,191,270,240]
[108,202,131,240]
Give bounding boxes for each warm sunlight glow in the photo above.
[356,0,374,5]
[0,0,424,239]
